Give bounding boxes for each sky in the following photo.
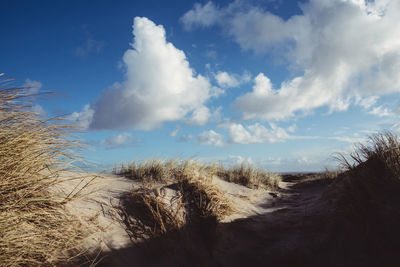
[2,0,400,172]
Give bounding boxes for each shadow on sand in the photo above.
[95,173,400,267]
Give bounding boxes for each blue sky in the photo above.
[2,0,400,172]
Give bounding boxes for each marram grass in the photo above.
[0,80,90,266]
[114,160,233,241]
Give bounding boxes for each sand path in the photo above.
[211,175,331,267]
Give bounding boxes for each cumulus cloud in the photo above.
[197,130,224,146]
[226,122,289,144]
[100,132,135,149]
[182,0,400,121]
[72,17,219,130]
[214,71,251,88]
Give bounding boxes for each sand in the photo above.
[53,172,400,267]
[53,171,280,254]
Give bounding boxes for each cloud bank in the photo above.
[182,0,400,121]
[72,17,219,130]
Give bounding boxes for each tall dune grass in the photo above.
[0,80,89,266]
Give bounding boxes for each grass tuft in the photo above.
[216,163,281,190]
[114,160,233,241]
[336,131,400,179]
[0,79,90,266]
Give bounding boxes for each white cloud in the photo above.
[186,106,222,125]
[226,122,289,144]
[169,128,180,137]
[214,71,251,88]
[23,79,42,95]
[197,130,224,146]
[183,0,400,121]
[67,104,94,129]
[287,124,297,133]
[72,17,219,130]
[328,136,366,144]
[186,106,211,125]
[368,105,392,117]
[181,2,220,30]
[215,71,239,88]
[226,155,254,166]
[100,132,135,149]
[356,95,379,109]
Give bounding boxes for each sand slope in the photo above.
[54,172,280,255]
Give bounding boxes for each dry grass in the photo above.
[175,170,233,222]
[327,131,400,206]
[114,160,233,241]
[216,163,281,190]
[117,186,185,241]
[115,160,280,190]
[337,131,400,178]
[0,80,91,266]
[113,159,217,184]
[113,159,173,183]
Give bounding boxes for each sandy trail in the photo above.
[212,175,331,267]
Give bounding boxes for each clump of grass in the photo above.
[114,159,218,184]
[337,131,400,178]
[115,160,233,241]
[326,132,400,201]
[118,186,185,241]
[0,80,89,266]
[113,159,181,184]
[178,176,233,222]
[216,163,281,190]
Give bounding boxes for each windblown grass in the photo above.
[337,131,400,178]
[0,80,90,266]
[114,160,232,241]
[216,163,281,190]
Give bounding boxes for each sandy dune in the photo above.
[54,172,280,255]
